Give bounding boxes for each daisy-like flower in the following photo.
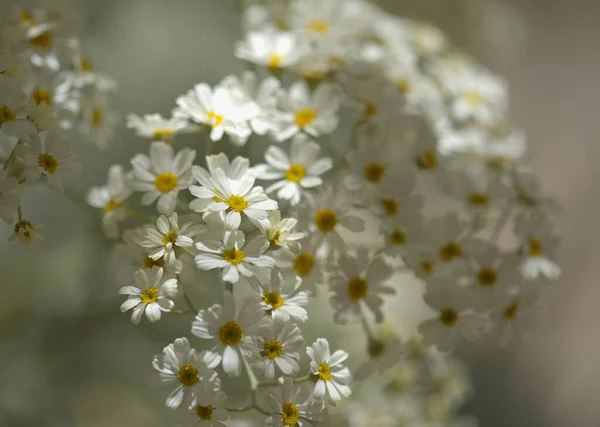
[339,73,400,127]
[246,270,309,322]
[444,172,509,214]
[250,315,304,379]
[329,248,394,324]
[307,338,352,406]
[126,113,197,144]
[78,91,119,150]
[275,238,324,295]
[418,286,485,352]
[130,141,196,215]
[219,71,281,136]
[235,27,306,70]
[380,215,425,259]
[189,163,278,226]
[191,292,261,377]
[255,134,333,206]
[514,210,561,281]
[152,337,220,409]
[421,214,470,273]
[370,171,422,226]
[187,390,228,427]
[272,80,341,142]
[300,185,365,255]
[174,82,253,144]
[0,169,22,223]
[17,130,81,194]
[118,266,178,325]
[86,164,132,239]
[489,287,540,345]
[266,377,327,427]
[0,85,40,137]
[62,54,117,92]
[9,220,44,249]
[141,212,204,266]
[195,229,275,285]
[250,210,304,255]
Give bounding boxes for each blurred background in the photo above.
[1,0,599,426]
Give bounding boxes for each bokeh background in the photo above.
[1,0,599,426]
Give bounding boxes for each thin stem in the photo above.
[359,304,377,342]
[204,136,213,157]
[17,205,23,221]
[170,309,193,315]
[182,291,197,313]
[490,205,512,243]
[3,140,20,170]
[226,405,271,417]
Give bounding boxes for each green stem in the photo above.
[182,291,197,313]
[359,305,377,342]
[17,205,23,222]
[3,140,20,170]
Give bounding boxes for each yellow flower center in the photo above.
[38,153,58,174]
[315,209,337,233]
[207,111,224,127]
[469,192,489,207]
[19,11,36,28]
[103,199,122,214]
[439,308,459,327]
[269,54,283,69]
[80,57,93,73]
[0,105,16,123]
[177,364,199,387]
[219,321,243,346]
[417,150,437,170]
[464,90,484,106]
[317,362,332,381]
[528,238,542,256]
[144,256,165,269]
[285,163,306,183]
[390,229,406,245]
[421,261,434,275]
[438,241,462,262]
[152,128,174,142]
[308,19,329,34]
[226,195,249,212]
[294,252,314,277]
[364,162,386,183]
[162,231,178,246]
[32,88,52,105]
[140,287,159,304]
[222,248,246,266]
[396,78,412,93]
[503,302,519,320]
[477,267,497,287]
[382,198,398,216]
[155,172,178,193]
[263,339,283,360]
[358,99,378,117]
[195,405,213,421]
[263,291,284,310]
[269,231,281,250]
[91,107,104,126]
[29,32,51,49]
[348,276,368,301]
[281,402,300,426]
[295,108,317,127]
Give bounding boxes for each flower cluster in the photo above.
[79,0,561,426]
[0,7,117,248]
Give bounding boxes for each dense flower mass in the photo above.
[1,1,562,427]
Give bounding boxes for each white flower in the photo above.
[272,80,341,142]
[195,229,275,285]
[266,377,327,427]
[191,292,261,376]
[8,220,44,249]
[329,248,394,324]
[380,216,425,259]
[187,390,228,427]
[78,91,119,150]
[307,338,352,406]
[246,270,309,322]
[152,337,220,409]
[489,287,540,345]
[131,141,196,215]
[250,210,304,255]
[189,162,278,225]
[300,185,365,255]
[369,171,422,224]
[126,113,197,143]
[418,286,485,351]
[174,83,253,143]
[235,27,306,70]
[219,71,281,135]
[118,267,178,325]
[339,73,400,126]
[63,54,117,91]
[276,239,325,295]
[514,210,561,280]
[421,214,470,273]
[255,134,332,206]
[250,316,304,379]
[86,164,132,239]
[141,212,204,266]
[17,130,81,194]
[0,169,22,223]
